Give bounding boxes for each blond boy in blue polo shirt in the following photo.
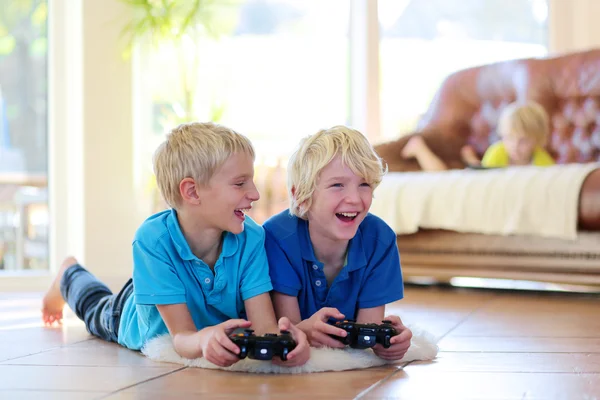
[42,122,309,367]
[263,126,412,361]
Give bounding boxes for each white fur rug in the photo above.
[142,324,438,374]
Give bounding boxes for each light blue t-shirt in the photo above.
[263,210,404,321]
[117,209,273,350]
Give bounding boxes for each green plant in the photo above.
[119,0,241,122]
[120,0,235,49]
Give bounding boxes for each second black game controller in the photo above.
[229,329,296,361]
[330,319,397,349]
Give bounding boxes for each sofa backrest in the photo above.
[417,49,600,164]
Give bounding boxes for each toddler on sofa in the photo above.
[402,101,555,170]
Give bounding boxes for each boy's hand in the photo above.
[272,317,310,367]
[197,319,252,367]
[372,315,412,361]
[298,307,348,348]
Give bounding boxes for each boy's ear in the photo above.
[291,186,308,214]
[179,178,201,204]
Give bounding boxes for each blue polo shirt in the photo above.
[263,209,404,321]
[117,209,273,350]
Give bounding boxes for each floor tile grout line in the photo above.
[0,389,111,398]
[436,350,600,354]
[94,366,188,399]
[433,294,500,342]
[0,337,96,363]
[0,363,178,367]
[0,346,67,363]
[390,371,600,375]
[0,389,109,393]
[353,363,413,399]
[440,335,600,338]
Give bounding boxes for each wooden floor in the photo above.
[1,285,599,399]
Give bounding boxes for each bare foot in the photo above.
[460,145,481,166]
[41,256,77,326]
[401,136,426,159]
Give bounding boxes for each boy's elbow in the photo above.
[172,331,202,359]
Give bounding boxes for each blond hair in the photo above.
[288,125,386,219]
[497,101,550,146]
[153,122,255,208]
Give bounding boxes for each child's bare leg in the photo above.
[401,136,448,171]
[460,145,481,166]
[42,256,78,326]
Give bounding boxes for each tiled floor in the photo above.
[1,285,599,399]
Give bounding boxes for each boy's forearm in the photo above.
[251,320,280,335]
[247,307,279,334]
[172,331,202,359]
[244,293,279,334]
[355,305,385,324]
[296,319,311,335]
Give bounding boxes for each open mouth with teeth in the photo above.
[234,208,250,219]
[336,212,358,222]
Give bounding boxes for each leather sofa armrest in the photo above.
[374,134,420,172]
[579,168,600,230]
[375,126,469,172]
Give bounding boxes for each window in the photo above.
[0,0,48,272]
[378,0,548,141]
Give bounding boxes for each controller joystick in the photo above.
[330,319,397,349]
[229,329,296,361]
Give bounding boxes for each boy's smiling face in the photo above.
[504,133,536,165]
[306,155,373,243]
[196,151,259,234]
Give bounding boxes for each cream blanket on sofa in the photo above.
[369,163,599,240]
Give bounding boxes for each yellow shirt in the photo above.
[481,142,555,168]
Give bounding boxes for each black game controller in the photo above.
[229,329,296,361]
[330,319,397,349]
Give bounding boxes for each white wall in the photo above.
[549,0,600,54]
[47,0,139,289]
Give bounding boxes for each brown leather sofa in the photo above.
[374,49,600,287]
